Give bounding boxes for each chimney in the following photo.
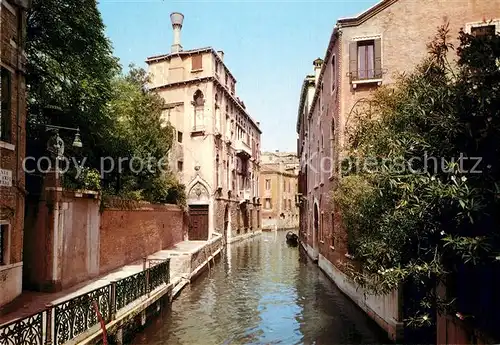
[313,58,323,86]
[218,50,224,61]
[170,12,184,53]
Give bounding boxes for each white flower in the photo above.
[431,176,436,181]
[461,176,467,182]
[451,176,456,182]
[422,315,429,321]
[496,58,500,69]
[440,231,445,236]
[487,165,492,169]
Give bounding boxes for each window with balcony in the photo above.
[191,54,202,71]
[349,38,382,85]
[265,179,271,190]
[177,160,183,172]
[177,131,183,143]
[265,198,272,209]
[1,68,12,143]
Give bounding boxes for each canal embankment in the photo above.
[0,235,223,345]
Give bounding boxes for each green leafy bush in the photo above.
[334,25,500,335]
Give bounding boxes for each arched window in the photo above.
[330,119,336,176]
[193,90,205,130]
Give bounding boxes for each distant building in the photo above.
[259,151,299,230]
[297,0,500,342]
[146,13,262,243]
[0,0,29,307]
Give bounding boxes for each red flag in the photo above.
[92,300,108,345]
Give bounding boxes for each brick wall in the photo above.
[99,201,187,274]
[0,0,28,307]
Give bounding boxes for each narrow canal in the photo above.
[130,231,388,345]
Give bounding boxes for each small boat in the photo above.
[286,231,299,246]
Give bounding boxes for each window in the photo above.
[177,131,183,143]
[1,68,12,143]
[225,74,228,86]
[283,198,286,210]
[330,119,336,177]
[177,160,183,172]
[320,212,324,242]
[265,179,271,190]
[471,25,496,37]
[193,90,205,131]
[331,55,336,91]
[215,61,219,74]
[265,198,272,209]
[331,212,335,248]
[349,38,382,81]
[358,40,374,79]
[191,54,202,70]
[0,224,8,265]
[283,179,286,191]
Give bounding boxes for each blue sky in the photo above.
[98,0,377,152]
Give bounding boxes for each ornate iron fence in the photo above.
[52,284,111,345]
[148,259,170,291]
[115,270,147,311]
[0,311,45,345]
[0,258,170,345]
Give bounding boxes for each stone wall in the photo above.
[100,200,187,274]
[214,198,261,242]
[23,190,101,292]
[189,235,222,274]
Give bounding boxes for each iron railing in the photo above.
[0,310,45,345]
[0,258,170,345]
[53,284,111,345]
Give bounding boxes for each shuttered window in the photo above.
[349,38,382,81]
[191,54,202,70]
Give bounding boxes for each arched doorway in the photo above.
[313,203,319,259]
[223,204,229,244]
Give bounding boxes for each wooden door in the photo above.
[189,205,209,240]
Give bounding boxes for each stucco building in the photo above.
[0,0,29,307]
[297,0,500,342]
[259,151,299,230]
[146,13,262,244]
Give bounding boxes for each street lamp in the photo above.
[44,124,83,159]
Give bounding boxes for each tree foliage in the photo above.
[334,25,500,337]
[26,0,185,205]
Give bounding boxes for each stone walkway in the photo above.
[0,240,208,325]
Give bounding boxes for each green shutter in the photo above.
[349,42,358,81]
[374,38,382,78]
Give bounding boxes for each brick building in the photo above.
[297,0,500,342]
[259,151,299,230]
[146,13,262,244]
[0,0,29,307]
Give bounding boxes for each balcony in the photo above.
[348,68,385,89]
[239,189,251,203]
[235,139,252,159]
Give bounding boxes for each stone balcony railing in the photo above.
[235,139,252,159]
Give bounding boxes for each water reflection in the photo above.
[129,231,387,345]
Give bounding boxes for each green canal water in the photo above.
[129,231,388,345]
